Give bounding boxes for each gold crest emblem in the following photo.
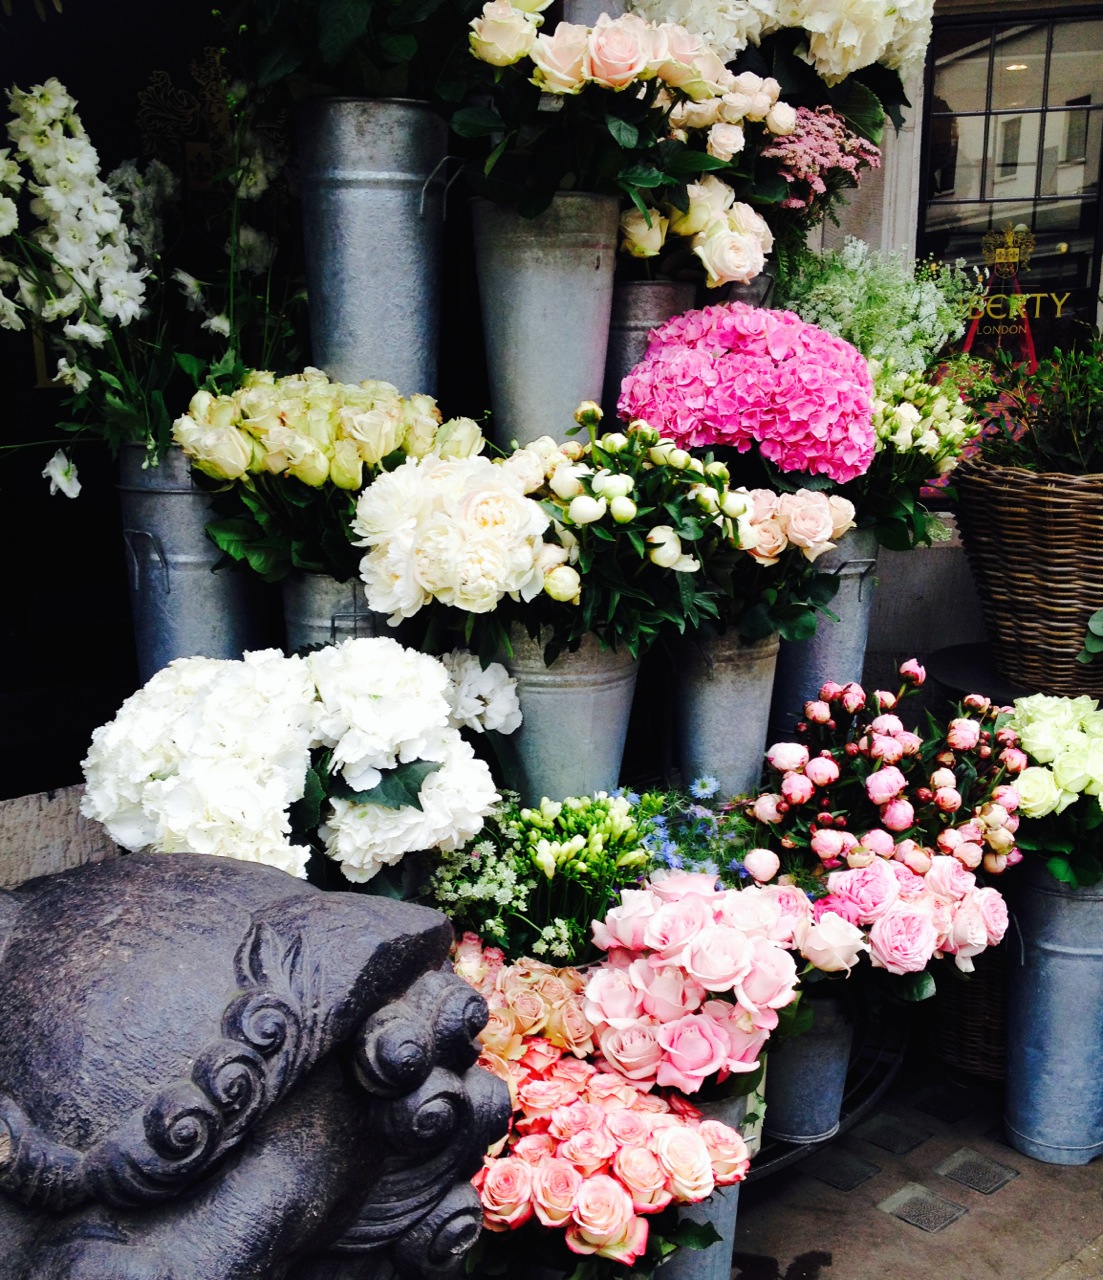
[982,224,1035,278]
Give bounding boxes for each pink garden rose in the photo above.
[799,910,867,972]
[733,935,799,1012]
[642,894,715,964]
[584,965,646,1029]
[478,1156,534,1230]
[655,1014,731,1092]
[648,869,722,901]
[698,1119,750,1184]
[826,859,900,923]
[924,854,976,902]
[683,924,755,991]
[651,1125,715,1201]
[597,1023,664,1086]
[566,1175,648,1264]
[868,903,939,974]
[629,959,706,1023]
[612,1145,674,1214]
[757,883,814,948]
[531,1157,583,1227]
[584,15,650,88]
[865,766,907,805]
[889,861,928,899]
[972,885,1009,945]
[592,887,661,951]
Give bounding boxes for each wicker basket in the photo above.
[953,458,1103,696]
[928,947,1008,1081]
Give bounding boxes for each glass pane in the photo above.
[922,202,998,252]
[1041,109,1102,197]
[986,112,1041,198]
[931,26,990,115]
[992,24,1047,111]
[927,115,986,202]
[1034,196,1099,234]
[1047,19,1103,108]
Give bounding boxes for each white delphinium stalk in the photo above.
[2,79,148,335]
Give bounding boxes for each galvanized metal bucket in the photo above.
[562,0,626,22]
[471,193,620,449]
[769,527,879,739]
[602,279,698,423]
[657,1093,747,1280]
[676,630,780,800]
[763,990,855,1144]
[281,572,382,652]
[118,445,269,682]
[495,629,639,806]
[1005,863,1103,1164]
[298,98,448,393]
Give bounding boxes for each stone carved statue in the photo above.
[0,852,510,1279]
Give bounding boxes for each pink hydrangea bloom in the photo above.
[618,302,875,483]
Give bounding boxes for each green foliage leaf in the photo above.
[617,162,667,189]
[606,114,639,149]
[896,971,937,1002]
[828,77,885,145]
[341,759,441,811]
[1047,855,1079,887]
[317,0,372,65]
[175,352,206,385]
[452,105,507,137]
[668,1220,722,1252]
[1089,609,1103,636]
[379,32,417,62]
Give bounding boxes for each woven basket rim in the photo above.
[956,457,1103,484]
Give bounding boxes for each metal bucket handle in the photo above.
[419,155,464,220]
[122,529,170,595]
[827,556,878,602]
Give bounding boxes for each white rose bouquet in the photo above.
[1007,694,1103,889]
[355,404,829,662]
[172,366,485,582]
[81,637,517,889]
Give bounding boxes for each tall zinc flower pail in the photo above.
[495,629,639,806]
[657,1094,747,1280]
[676,631,779,799]
[281,572,382,652]
[769,527,879,738]
[118,445,269,682]
[471,193,620,449]
[298,98,448,392]
[763,990,855,1144]
[1004,862,1103,1164]
[602,279,698,423]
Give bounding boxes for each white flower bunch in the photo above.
[173,366,485,489]
[626,0,784,65]
[778,237,968,376]
[1009,695,1103,818]
[441,649,523,735]
[354,452,556,621]
[81,638,513,884]
[0,79,148,337]
[80,649,318,878]
[868,359,979,475]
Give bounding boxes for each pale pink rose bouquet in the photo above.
[584,869,800,1091]
[721,659,1019,990]
[455,936,751,1276]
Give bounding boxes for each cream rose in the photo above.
[530,21,589,93]
[470,0,539,67]
[584,16,650,89]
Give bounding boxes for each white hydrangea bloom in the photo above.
[628,0,783,62]
[321,736,499,883]
[441,649,523,735]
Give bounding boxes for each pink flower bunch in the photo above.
[584,870,799,1092]
[454,933,596,1063]
[758,106,882,211]
[618,302,875,483]
[739,660,1019,975]
[456,938,750,1267]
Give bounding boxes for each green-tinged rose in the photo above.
[435,416,485,458]
[1015,765,1066,818]
[287,442,330,487]
[470,0,540,65]
[330,439,363,490]
[543,564,581,603]
[173,416,252,481]
[402,394,444,457]
[1051,742,1098,796]
[619,207,668,259]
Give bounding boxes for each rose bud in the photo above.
[743,848,781,882]
[874,690,898,709]
[841,683,866,714]
[820,681,844,700]
[847,846,875,869]
[983,852,1008,875]
[934,787,963,813]
[954,842,984,869]
[899,659,926,684]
